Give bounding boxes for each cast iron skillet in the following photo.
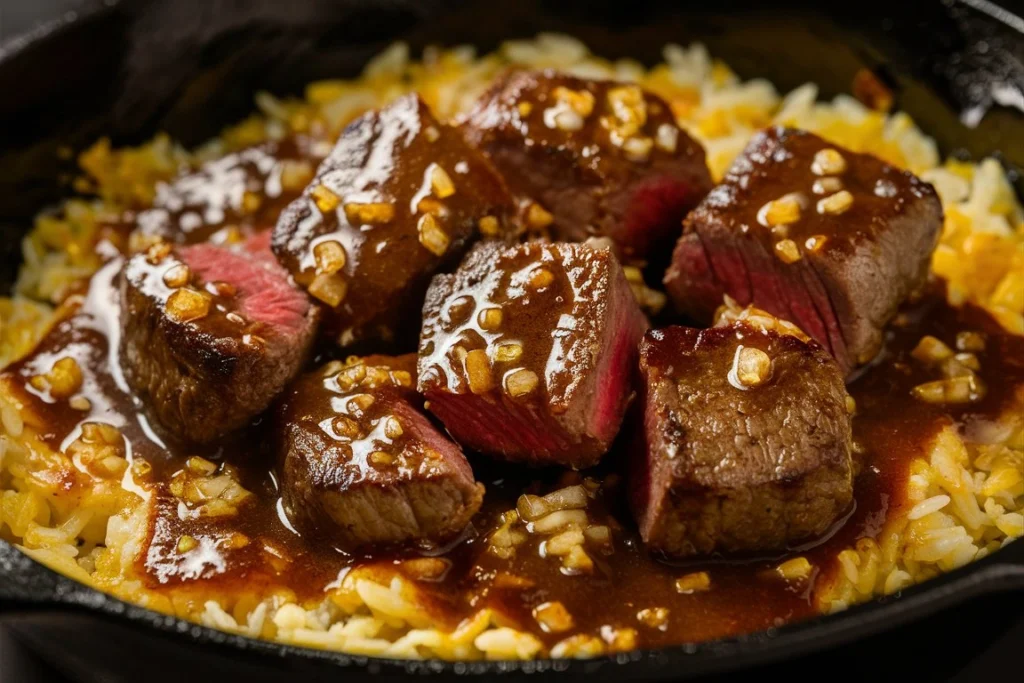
[0,1,1022,680]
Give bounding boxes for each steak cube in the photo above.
[120,235,319,443]
[273,94,515,346]
[461,70,713,260]
[277,355,484,548]
[629,320,854,558]
[418,241,648,468]
[664,126,942,373]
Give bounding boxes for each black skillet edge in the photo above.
[1,535,1022,680]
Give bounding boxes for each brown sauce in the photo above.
[3,143,1022,650]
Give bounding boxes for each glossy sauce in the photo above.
[462,70,713,261]
[467,72,690,182]
[667,126,942,375]
[125,136,330,246]
[2,139,1022,649]
[273,94,514,343]
[274,353,483,550]
[417,240,647,469]
[419,242,619,407]
[716,127,936,255]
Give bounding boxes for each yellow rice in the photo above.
[0,34,1021,659]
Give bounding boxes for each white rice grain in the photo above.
[908,495,951,520]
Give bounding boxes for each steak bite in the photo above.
[120,237,319,443]
[663,126,942,373]
[272,94,515,346]
[418,241,648,469]
[630,320,854,558]
[277,355,484,548]
[461,70,713,260]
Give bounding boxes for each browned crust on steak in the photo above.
[462,70,712,260]
[630,323,854,557]
[120,247,318,443]
[278,356,483,549]
[272,94,515,347]
[664,126,942,373]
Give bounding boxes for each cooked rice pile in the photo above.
[0,34,1021,659]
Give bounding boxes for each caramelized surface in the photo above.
[665,126,943,372]
[465,71,691,182]
[272,95,515,344]
[462,70,712,259]
[276,354,484,548]
[705,127,936,253]
[420,242,624,408]
[639,323,851,489]
[633,323,854,556]
[282,356,423,491]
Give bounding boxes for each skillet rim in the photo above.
[0,0,1022,678]
[2,537,1023,679]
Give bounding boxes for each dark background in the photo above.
[0,1,1022,680]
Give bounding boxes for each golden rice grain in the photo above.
[675,571,711,594]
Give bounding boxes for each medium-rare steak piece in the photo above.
[418,241,648,468]
[277,355,484,548]
[663,126,942,373]
[461,70,713,260]
[273,94,515,346]
[629,320,854,558]
[120,236,319,443]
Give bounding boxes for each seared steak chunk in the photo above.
[664,126,942,373]
[418,241,648,468]
[125,138,325,248]
[120,236,319,443]
[630,320,854,558]
[277,355,484,548]
[273,94,515,346]
[462,70,712,260]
